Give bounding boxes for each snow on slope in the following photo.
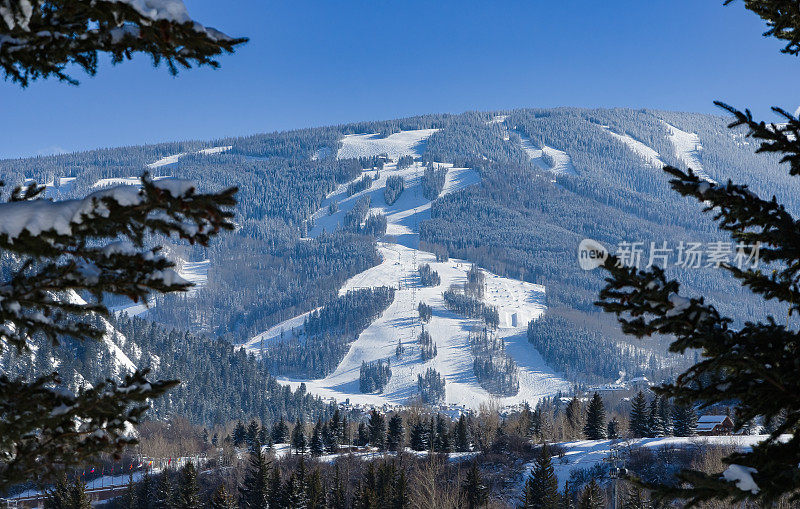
[516,132,578,176]
[529,435,775,490]
[602,127,665,168]
[308,160,479,247]
[664,122,716,183]
[336,129,438,160]
[247,146,568,409]
[147,145,232,168]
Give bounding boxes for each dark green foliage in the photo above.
[384,175,405,205]
[210,485,236,509]
[469,328,519,396]
[584,393,607,440]
[263,287,395,378]
[418,264,441,287]
[45,475,90,509]
[154,471,175,509]
[397,155,415,170]
[387,414,404,452]
[417,302,433,322]
[409,418,429,451]
[0,0,246,87]
[522,445,560,509]
[526,316,654,383]
[628,392,650,438]
[672,403,698,437]
[273,418,290,443]
[417,367,446,404]
[418,329,437,361]
[454,415,471,452]
[359,358,392,393]
[578,479,604,509]
[176,463,201,509]
[291,422,307,455]
[110,315,326,426]
[347,174,373,196]
[607,418,621,440]
[362,213,388,237]
[310,420,324,457]
[343,195,371,232]
[442,289,499,328]
[368,409,386,450]
[594,5,800,498]
[421,164,447,200]
[239,446,270,508]
[462,462,488,509]
[433,414,451,453]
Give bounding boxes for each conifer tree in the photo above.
[45,474,91,509]
[329,465,347,509]
[268,467,283,509]
[409,419,428,451]
[306,468,324,509]
[647,398,664,438]
[0,2,241,488]
[454,414,471,452]
[154,471,175,509]
[623,485,650,509]
[672,403,698,437]
[565,396,583,437]
[310,420,324,457]
[138,472,156,509]
[176,462,201,509]
[233,421,247,448]
[123,474,138,509]
[628,392,650,438]
[583,393,607,440]
[523,445,560,509]
[607,418,621,440]
[210,485,236,509]
[595,3,800,504]
[393,468,409,509]
[387,414,405,452]
[239,444,270,508]
[246,420,260,451]
[368,409,386,450]
[577,479,604,509]
[433,414,452,453]
[461,461,488,509]
[273,418,290,444]
[356,421,369,448]
[0,0,246,87]
[292,421,308,456]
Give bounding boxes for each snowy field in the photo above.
[245,143,570,410]
[515,131,578,176]
[602,127,665,168]
[527,435,774,490]
[336,129,438,160]
[664,122,716,183]
[147,145,232,168]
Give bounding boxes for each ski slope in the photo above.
[602,127,665,168]
[336,129,438,160]
[147,145,232,168]
[664,122,716,183]
[246,147,569,410]
[516,132,578,176]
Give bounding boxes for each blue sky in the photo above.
[2,0,799,159]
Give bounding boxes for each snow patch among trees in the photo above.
[336,129,438,160]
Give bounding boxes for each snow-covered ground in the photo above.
[246,150,569,410]
[336,129,438,160]
[664,122,716,183]
[147,145,232,168]
[516,132,578,176]
[602,127,665,168]
[530,435,773,490]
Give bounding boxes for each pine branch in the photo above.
[0,0,247,87]
[0,173,237,351]
[726,0,800,55]
[0,369,178,490]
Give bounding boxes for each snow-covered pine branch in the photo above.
[0,0,247,86]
